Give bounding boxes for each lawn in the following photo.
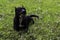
[0,0,60,40]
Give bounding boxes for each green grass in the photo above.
[0,0,60,40]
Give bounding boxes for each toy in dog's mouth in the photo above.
[21,9,25,12]
[18,9,26,15]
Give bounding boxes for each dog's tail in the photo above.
[30,15,39,19]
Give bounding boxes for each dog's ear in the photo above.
[15,7,17,12]
[21,5,24,7]
[15,7,16,10]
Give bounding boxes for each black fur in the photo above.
[13,7,39,32]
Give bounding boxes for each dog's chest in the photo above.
[19,16,25,27]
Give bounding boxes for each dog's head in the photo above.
[15,7,26,15]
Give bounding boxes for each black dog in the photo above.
[13,7,39,32]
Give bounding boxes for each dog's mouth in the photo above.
[19,14,22,17]
[19,14,25,18]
